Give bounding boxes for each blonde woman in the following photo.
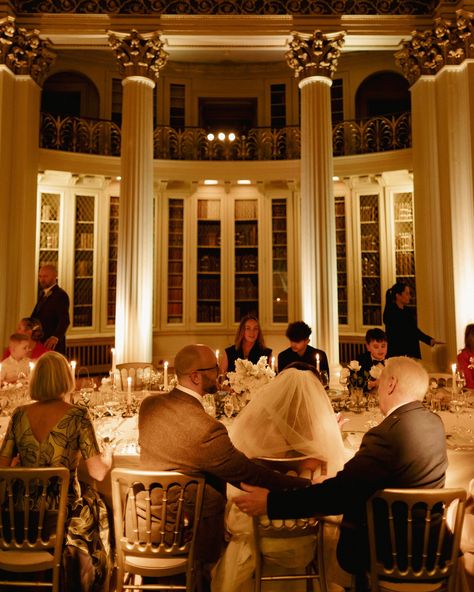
[0,351,112,591]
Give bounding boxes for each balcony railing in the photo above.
[40,112,411,160]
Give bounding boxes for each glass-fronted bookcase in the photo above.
[163,189,291,329]
[335,178,416,334]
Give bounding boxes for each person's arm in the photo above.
[220,351,229,375]
[79,410,112,481]
[85,449,112,481]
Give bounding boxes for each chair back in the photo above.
[428,373,453,389]
[111,468,205,591]
[0,466,69,591]
[252,457,327,592]
[366,487,466,592]
[116,362,155,390]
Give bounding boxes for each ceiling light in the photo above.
[332,176,340,181]
[116,176,121,181]
[207,133,214,141]
[218,132,226,141]
[204,180,218,185]
[237,180,251,185]
[228,132,236,141]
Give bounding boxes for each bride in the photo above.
[212,365,347,592]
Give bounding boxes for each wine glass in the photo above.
[223,395,234,419]
[320,371,329,389]
[456,370,466,395]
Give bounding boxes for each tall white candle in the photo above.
[271,356,275,372]
[127,376,132,405]
[0,362,3,381]
[164,361,169,389]
[451,363,457,394]
[71,360,76,384]
[216,349,220,365]
[316,353,320,373]
[111,347,116,374]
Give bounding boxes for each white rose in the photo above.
[369,364,384,379]
[348,360,361,372]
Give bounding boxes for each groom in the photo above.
[234,356,448,585]
[138,343,310,565]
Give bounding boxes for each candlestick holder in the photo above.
[122,398,134,418]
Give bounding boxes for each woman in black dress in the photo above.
[221,314,272,374]
[383,282,441,358]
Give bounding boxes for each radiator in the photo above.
[339,339,365,365]
[65,339,114,375]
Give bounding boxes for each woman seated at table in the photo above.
[457,323,474,389]
[212,364,347,592]
[221,314,272,374]
[2,317,49,361]
[0,351,112,592]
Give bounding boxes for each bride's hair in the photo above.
[229,368,345,476]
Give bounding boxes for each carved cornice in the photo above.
[396,9,474,85]
[286,30,345,79]
[108,29,168,82]
[12,1,437,15]
[0,15,55,85]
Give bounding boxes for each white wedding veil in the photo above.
[229,367,345,476]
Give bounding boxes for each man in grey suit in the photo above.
[235,356,448,586]
[138,344,310,565]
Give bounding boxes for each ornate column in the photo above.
[286,30,344,374]
[108,30,168,363]
[396,10,474,369]
[0,16,54,348]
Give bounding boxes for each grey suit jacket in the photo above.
[139,387,309,562]
[267,401,448,573]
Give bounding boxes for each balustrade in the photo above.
[40,112,411,160]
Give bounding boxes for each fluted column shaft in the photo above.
[397,10,474,367]
[108,29,168,363]
[286,30,344,374]
[299,75,339,369]
[0,17,54,348]
[115,75,155,362]
[0,65,15,348]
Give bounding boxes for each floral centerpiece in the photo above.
[341,360,384,392]
[225,356,275,404]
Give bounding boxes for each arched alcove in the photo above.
[41,71,100,118]
[355,71,410,119]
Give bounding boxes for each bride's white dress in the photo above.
[212,368,348,592]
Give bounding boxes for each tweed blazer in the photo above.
[138,387,310,563]
[267,400,448,573]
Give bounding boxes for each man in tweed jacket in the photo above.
[139,344,310,564]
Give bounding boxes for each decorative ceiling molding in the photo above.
[12,0,438,16]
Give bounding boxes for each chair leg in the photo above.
[254,552,262,592]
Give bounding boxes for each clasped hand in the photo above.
[234,483,269,516]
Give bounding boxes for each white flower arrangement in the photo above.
[341,360,383,390]
[225,356,275,401]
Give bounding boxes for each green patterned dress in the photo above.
[0,405,112,591]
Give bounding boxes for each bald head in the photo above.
[378,356,428,415]
[175,344,215,378]
[175,344,218,396]
[38,265,58,290]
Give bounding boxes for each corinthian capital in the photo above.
[108,29,168,82]
[396,9,474,86]
[0,16,55,85]
[286,30,345,80]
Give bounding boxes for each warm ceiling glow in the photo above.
[204,179,218,185]
[237,180,251,185]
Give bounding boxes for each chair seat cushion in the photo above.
[125,554,188,575]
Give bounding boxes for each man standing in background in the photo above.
[31,264,70,355]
